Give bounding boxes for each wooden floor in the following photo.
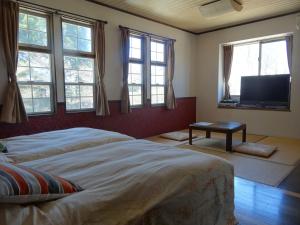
[146,132,300,225]
[235,177,300,225]
[279,162,300,194]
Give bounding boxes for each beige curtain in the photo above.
[120,27,131,114]
[285,35,293,74]
[166,40,176,109]
[0,0,27,123]
[223,45,234,100]
[94,21,110,116]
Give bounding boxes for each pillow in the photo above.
[160,131,197,141]
[0,142,8,153]
[0,162,83,204]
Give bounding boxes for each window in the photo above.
[128,35,144,106]
[62,21,95,111]
[151,40,166,105]
[17,11,54,114]
[229,37,290,96]
[125,32,168,107]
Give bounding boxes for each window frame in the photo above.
[150,38,167,106]
[228,36,290,98]
[61,18,96,112]
[18,9,56,115]
[128,33,146,108]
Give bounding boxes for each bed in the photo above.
[0,128,235,225]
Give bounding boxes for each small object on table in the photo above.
[189,121,247,151]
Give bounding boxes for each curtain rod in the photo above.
[119,25,176,42]
[16,0,108,24]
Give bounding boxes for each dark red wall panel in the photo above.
[0,97,196,139]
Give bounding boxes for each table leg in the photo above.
[206,131,211,138]
[189,127,192,145]
[242,126,247,143]
[226,132,232,152]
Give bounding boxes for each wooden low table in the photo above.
[189,121,247,151]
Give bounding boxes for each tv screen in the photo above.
[240,75,290,107]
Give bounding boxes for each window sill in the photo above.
[218,104,290,112]
[27,112,55,117]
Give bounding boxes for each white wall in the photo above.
[0,0,197,103]
[196,14,300,138]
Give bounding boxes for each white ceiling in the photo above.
[88,0,300,33]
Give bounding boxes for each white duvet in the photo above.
[0,140,235,225]
[2,127,133,163]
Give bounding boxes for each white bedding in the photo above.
[0,139,235,225]
[2,127,133,163]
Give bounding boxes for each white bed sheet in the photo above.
[3,127,133,163]
[0,139,235,225]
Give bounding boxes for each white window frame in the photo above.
[17,9,55,115]
[62,19,96,112]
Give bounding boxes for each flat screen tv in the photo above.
[240,75,290,107]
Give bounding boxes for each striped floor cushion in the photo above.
[0,162,83,204]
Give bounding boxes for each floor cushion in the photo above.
[160,131,197,141]
[233,142,277,158]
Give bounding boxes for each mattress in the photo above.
[0,139,235,225]
[2,127,134,163]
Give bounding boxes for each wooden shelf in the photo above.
[218,104,291,112]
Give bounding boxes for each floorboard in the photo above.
[278,162,300,194]
[235,177,300,225]
[146,132,300,224]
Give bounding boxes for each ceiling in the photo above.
[87,0,300,34]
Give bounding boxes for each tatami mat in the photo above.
[177,143,294,186]
[258,137,300,166]
[146,130,300,187]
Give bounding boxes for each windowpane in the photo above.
[151,41,165,62]
[129,36,142,59]
[19,13,28,29]
[129,85,142,106]
[229,43,259,96]
[29,52,50,67]
[65,85,80,97]
[33,98,51,112]
[151,65,165,85]
[23,99,33,113]
[19,85,32,98]
[32,85,50,98]
[66,97,80,110]
[17,51,51,82]
[18,13,48,47]
[65,70,79,83]
[79,71,94,83]
[81,97,94,109]
[128,63,142,85]
[151,86,165,104]
[30,68,51,82]
[80,85,93,97]
[62,22,92,52]
[78,26,91,40]
[63,36,77,50]
[261,40,290,75]
[16,67,30,81]
[64,56,94,83]
[28,14,47,32]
